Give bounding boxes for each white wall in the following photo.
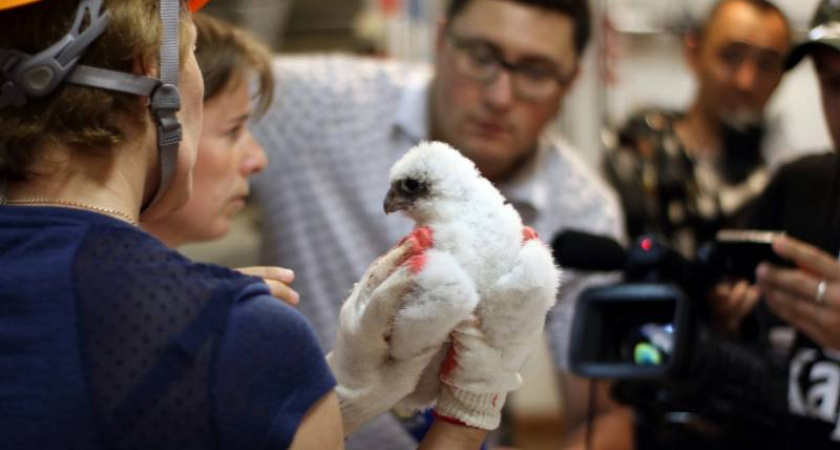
[607,0,819,32]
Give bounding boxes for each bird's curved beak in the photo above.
[383,186,408,214]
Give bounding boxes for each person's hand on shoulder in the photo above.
[237,266,299,306]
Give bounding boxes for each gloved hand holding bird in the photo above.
[329,141,561,432]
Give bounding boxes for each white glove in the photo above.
[435,237,560,430]
[327,228,479,434]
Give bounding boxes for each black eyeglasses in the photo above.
[446,31,574,102]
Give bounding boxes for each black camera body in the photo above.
[570,282,692,380]
[558,230,791,448]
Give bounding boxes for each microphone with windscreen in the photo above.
[552,230,692,379]
[551,229,627,272]
[551,230,685,282]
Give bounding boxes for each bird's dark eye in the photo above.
[400,178,421,194]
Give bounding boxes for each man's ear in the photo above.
[565,64,582,91]
[683,32,702,72]
[434,19,449,55]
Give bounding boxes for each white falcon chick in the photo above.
[384,141,561,414]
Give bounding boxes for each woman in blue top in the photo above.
[0,0,338,448]
[0,1,495,448]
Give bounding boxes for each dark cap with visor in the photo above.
[786,0,840,70]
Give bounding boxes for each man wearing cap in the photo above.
[745,0,840,446]
[603,1,840,447]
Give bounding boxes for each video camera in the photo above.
[554,230,792,448]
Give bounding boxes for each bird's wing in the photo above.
[480,238,561,368]
[389,248,480,413]
[389,248,479,361]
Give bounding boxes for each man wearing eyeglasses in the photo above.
[251,1,624,448]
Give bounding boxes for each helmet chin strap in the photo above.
[0,0,183,213]
[146,0,182,212]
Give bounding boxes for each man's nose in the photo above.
[734,60,759,93]
[483,69,516,110]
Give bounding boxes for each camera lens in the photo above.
[620,323,674,366]
[634,342,663,365]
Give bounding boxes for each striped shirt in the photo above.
[252,54,625,449]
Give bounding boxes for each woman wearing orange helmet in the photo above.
[0,2,488,449]
[0,1,341,448]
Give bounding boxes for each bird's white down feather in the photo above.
[388,141,561,413]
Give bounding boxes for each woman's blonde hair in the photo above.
[194,13,273,118]
[0,0,192,183]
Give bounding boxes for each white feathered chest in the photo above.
[425,201,524,296]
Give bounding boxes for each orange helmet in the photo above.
[0,0,209,12]
[188,0,209,12]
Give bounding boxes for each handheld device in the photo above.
[712,230,791,281]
